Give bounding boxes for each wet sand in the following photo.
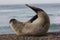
[0,32,60,40]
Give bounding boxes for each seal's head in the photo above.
[9,19,17,24]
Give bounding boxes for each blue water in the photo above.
[0,4,60,34]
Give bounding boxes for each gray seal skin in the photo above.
[9,4,50,36]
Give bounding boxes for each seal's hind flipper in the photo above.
[26,4,44,13]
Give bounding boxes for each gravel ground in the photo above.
[0,32,60,40]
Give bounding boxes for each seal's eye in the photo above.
[10,19,16,23]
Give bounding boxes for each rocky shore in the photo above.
[0,32,60,40]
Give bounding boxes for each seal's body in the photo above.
[9,4,50,36]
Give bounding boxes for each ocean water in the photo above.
[0,4,60,34]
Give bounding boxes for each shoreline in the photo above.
[0,32,60,40]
